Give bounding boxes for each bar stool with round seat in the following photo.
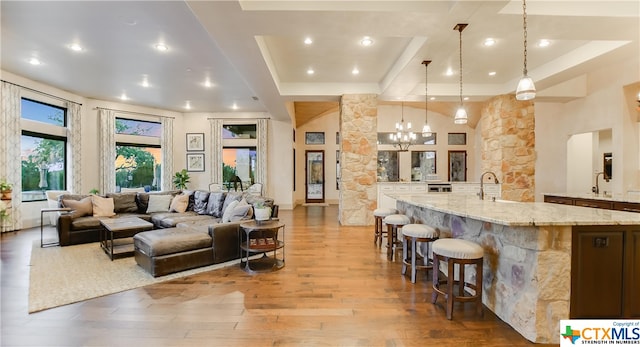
[373,208,396,246]
[382,214,410,260]
[431,238,484,320]
[401,224,439,283]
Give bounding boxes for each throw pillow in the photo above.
[221,191,243,216]
[169,194,189,213]
[61,196,93,218]
[106,193,138,213]
[221,200,239,223]
[206,192,226,217]
[230,198,253,222]
[146,194,173,213]
[92,195,116,217]
[193,190,210,215]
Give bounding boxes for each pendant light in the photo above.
[516,0,536,100]
[389,102,415,151]
[453,23,468,125]
[422,60,433,137]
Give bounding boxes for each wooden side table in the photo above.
[40,207,73,247]
[239,220,285,274]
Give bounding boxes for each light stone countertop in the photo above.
[543,192,640,204]
[390,193,640,227]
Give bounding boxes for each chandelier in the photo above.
[389,102,415,151]
[453,23,468,125]
[516,0,536,100]
[422,60,432,137]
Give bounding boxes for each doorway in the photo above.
[305,150,325,203]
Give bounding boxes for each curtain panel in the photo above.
[0,82,22,232]
[257,119,268,194]
[67,102,82,193]
[98,109,116,194]
[161,117,174,191]
[209,119,223,185]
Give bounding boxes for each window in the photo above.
[20,99,67,202]
[411,151,436,181]
[115,118,162,192]
[377,151,399,182]
[223,147,256,190]
[223,124,256,139]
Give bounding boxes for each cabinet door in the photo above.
[624,230,640,317]
[574,198,613,209]
[571,229,624,318]
[544,195,575,205]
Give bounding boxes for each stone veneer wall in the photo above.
[339,94,378,225]
[398,200,570,344]
[481,95,536,202]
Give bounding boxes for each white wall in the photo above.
[567,132,593,194]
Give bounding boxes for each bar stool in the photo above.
[431,238,484,320]
[373,208,396,246]
[383,214,410,261]
[401,224,439,283]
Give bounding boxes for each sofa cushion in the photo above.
[92,195,116,217]
[244,194,274,209]
[169,194,190,213]
[193,191,210,215]
[230,198,253,222]
[222,191,243,216]
[152,212,212,229]
[134,228,212,257]
[106,193,138,213]
[61,196,93,218]
[136,191,179,214]
[70,216,102,230]
[221,200,239,223]
[206,192,226,217]
[147,194,173,213]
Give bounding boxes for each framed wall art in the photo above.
[186,133,205,151]
[186,153,205,172]
[305,132,325,145]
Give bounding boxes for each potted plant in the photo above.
[0,200,9,221]
[172,169,190,190]
[0,179,13,200]
[253,200,271,221]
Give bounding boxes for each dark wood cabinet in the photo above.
[545,195,640,213]
[571,226,640,318]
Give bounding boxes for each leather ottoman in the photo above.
[134,227,214,277]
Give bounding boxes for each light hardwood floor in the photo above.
[1,205,555,346]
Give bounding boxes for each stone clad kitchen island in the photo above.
[391,193,640,344]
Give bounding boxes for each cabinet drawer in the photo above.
[411,185,426,192]
[574,198,612,209]
[379,185,395,192]
[544,195,574,205]
[613,202,640,213]
[395,185,410,192]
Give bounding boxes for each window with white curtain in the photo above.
[115,117,162,192]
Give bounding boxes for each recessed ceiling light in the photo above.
[445,67,453,76]
[184,101,191,110]
[68,43,83,52]
[488,71,497,76]
[304,37,313,45]
[29,58,41,65]
[203,79,213,88]
[232,103,238,110]
[120,93,128,101]
[140,77,150,88]
[538,39,550,47]
[463,97,470,101]
[352,68,360,75]
[483,38,496,47]
[154,43,168,52]
[360,36,373,46]
[430,97,436,100]
[307,68,315,75]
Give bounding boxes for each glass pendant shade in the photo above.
[454,106,468,124]
[422,124,432,137]
[516,75,536,100]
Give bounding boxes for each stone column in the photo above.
[339,94,378,225]
[481,95,535,202]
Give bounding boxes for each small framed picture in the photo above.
[305,132,325,145]
[186,153,205,172]
[186,133,205,151]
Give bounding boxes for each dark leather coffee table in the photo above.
[100,217,153,260]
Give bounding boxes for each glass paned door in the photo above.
[306,150,324,203]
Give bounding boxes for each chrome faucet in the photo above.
[479,171,499,200]
[593,171,610,195]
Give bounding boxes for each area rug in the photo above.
[28,240,242,313]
